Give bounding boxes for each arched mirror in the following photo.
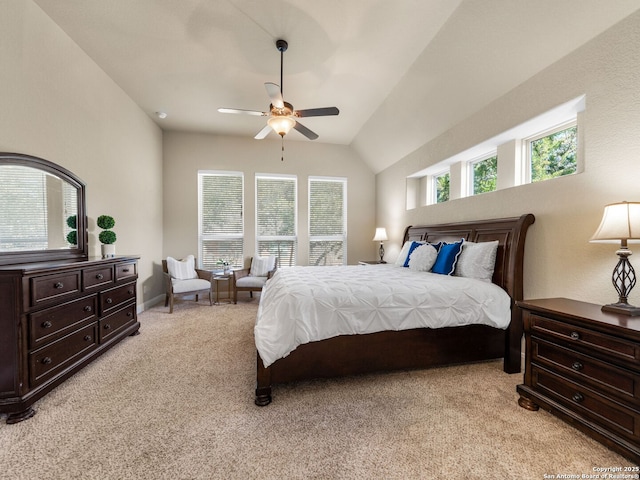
[0,153,87,265]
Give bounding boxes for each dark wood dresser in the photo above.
[0,256,140,423]
[517,298,640,463]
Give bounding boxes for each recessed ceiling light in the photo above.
[155,111,167,119]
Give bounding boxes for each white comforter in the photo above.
[254,265,511,367]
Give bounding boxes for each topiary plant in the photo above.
[66,230,77,245]
[97,215,116,244]
[66,215,77,229]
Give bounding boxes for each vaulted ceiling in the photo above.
[33,0,640,173]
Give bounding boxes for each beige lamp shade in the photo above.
[372,228,388,242]
[267,115,295,136]
[590,201,640,243]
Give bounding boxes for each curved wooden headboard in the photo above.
[403,214,535,301]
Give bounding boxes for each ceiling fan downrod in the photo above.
[276,39,288,97]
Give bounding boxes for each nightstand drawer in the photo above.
[529,313,640,366]
[532,366,640,442]
[532,338,639,405]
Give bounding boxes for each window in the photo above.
[526,123,577,183]
[309,177,347,266]
[256,175,297,267]
[470,155,497,195]
[434,171,450,203]
[198,171,244,269]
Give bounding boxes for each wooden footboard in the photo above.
[255,214,535,406]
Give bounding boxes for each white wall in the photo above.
[163,132,376,267]
[376,11,640,306]
[1,1,164,309]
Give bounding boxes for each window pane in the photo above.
[435,172,450,203]
[309,178,346,266]
[256,176,297,266]
[310,240,344,266]
[257,239,296,267]
[198,172,243,269]
[530,125,577,182]
[472,156,497,195]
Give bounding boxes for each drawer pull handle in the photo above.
[123,268,130,273]
[106,298,113,304]
[41,357,52,365]
[127,312,133,317]
[84,306,92,312]
[572,361,583,371]
[41,321,52,329]
[128,289,134,295]
[84,335,92,342]
[570,331,580,340]
[54,282,64,289]
[96,273,104,280]
[104,324,111,330]
[572,392,584,403]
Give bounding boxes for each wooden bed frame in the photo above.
[255,214,535,406]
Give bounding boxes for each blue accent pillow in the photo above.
[431,239,464,275]
[403,241,423,267]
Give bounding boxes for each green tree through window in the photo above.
[530,126,577,182]
[435,172,449,203]
[472,156,497,194]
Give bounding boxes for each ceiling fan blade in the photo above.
[218,108,267,116]
[294,107,340,118]
[265,83,284,109]
[254,125,272,140]
[293,121,319,140]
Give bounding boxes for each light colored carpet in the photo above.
[0,299,631,479]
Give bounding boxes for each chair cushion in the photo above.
[166,255,198,280]
[171,278,211,294]
[250,256,276,277]
[236,276,267,288]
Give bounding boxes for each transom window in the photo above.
[433,170,450,204]
[469,155,497,195]
[525,122,577,183]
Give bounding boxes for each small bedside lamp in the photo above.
[590,201,640,315]
[373,227,388,264]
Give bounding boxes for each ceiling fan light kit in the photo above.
[218,39,339,144]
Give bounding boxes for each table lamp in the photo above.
[590,201,640,315]
[373,228,388,264]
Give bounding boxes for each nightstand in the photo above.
[516,298,640,463]
[358,261,386,265]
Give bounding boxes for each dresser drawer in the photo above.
[30,271,81,306]
[115,262,137,281]
[99,303,136,343]
[532,366,640,443]
[99,282,136,315]
[29,323,97,387]
[83,266,114,290]
[532,338,639,406]
[29,295,97,348]
[529,313,640,366]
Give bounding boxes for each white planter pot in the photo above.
[101,244,116,258]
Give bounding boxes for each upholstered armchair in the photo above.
[162,255,213,313]
[232,256,278,304]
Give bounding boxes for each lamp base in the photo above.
[601,302,640,316]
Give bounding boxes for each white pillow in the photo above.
[251,256,276,277]
[395,241,425,266]
[166,255,198,280]
[454,241,499,282]
[408,244,438,272]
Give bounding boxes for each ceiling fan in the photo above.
[218,39,339,141]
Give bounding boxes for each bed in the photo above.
[254,214,535,406]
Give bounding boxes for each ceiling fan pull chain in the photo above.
[281,137,285,161]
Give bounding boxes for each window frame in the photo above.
[197,170,244,269]
[431,169,450,204]
[255,173,298,267]
[308,176,348,266]
[467,153,498,196]
[523,120,577,184]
